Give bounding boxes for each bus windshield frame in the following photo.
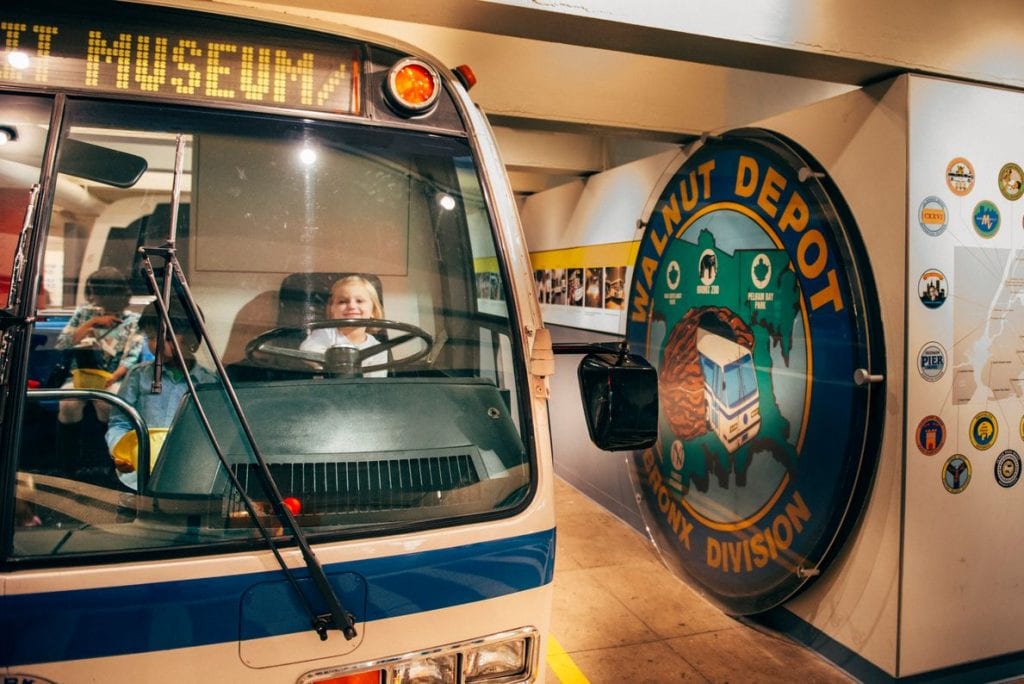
[1,7,536,566]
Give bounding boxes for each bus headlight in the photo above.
[392,653,456,683]
[299,628,537,684]
[464,638,528,681]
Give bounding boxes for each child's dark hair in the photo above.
[139,298,202,351]
[84,267,131,310]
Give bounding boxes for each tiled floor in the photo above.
[546,477,852,683]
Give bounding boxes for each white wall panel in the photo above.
[901,76,1024,676]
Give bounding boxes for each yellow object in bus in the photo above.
[71,368,113,389]
[111,429,169,473]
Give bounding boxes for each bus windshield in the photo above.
[723,357,757,406]
[12,96,530,557]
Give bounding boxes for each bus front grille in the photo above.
[228,453,481,515]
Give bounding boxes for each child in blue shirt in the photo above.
[106,299,216,490]
[56,267,144,424]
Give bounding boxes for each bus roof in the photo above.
[695,328,752,366]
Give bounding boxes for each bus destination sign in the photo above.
[0,6,360,115]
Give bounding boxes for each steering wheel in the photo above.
[245,318,433,375]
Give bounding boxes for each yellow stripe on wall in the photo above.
[473,241,639,275]
[528,240,639,271]
[474,256,500,273]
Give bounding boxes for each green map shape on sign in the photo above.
[653,218,804,524]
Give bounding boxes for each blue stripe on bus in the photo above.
[709,395,757,422]
[1,528,555,667]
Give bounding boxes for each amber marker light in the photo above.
[452,64,477,90]
[309,671,382,684]
[385,58,440,115]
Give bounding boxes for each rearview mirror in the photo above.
[576,347,658,451]
[59,138,148,188]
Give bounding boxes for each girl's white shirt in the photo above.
[299,328,387,377]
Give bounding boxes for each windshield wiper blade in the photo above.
[137,133,357,641]
[140,253,357,640]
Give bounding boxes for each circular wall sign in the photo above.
[918,196,948,236]
[998,163,1023,201]
[626,129,884,615]
[917,341,947,382]
[995,449,1021,488]
[946,157,975,196]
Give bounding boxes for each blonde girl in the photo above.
[299,275,387,376]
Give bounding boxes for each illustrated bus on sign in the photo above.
[0,2,657,682]
[696,329,760,453]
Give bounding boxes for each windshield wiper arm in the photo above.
[139,253,357,640]
[138,133,356,641]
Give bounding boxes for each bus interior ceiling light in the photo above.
[299,146,317,165]
[386,58,440,115]
[0,126,17,145]
[438,193,456,211]
[6,50,30,70]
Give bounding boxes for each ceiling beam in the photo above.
[195,0,1024,197]
[225,0,1024,90]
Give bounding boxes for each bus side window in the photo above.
[1,95,54,308]
[1,177,31,307]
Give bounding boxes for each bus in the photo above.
[0,1,657,681]
[696,329,760,453]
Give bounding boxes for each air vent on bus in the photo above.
[227,453,481,519]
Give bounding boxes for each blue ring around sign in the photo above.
[625,129,884,615]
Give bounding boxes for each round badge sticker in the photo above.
[917,341,947,382]
[943,454,971,493]
[916,415,946,456]
[946,157,975,196]
[666,260,682,290]
[698,248,719,287]
[969,411,998,450]
[750,253,772,290]
[972,200,1001,238]
[918,269,948,309]
[999,163,1024,201]
[918,196,948,236]
[995,449,1021,488]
